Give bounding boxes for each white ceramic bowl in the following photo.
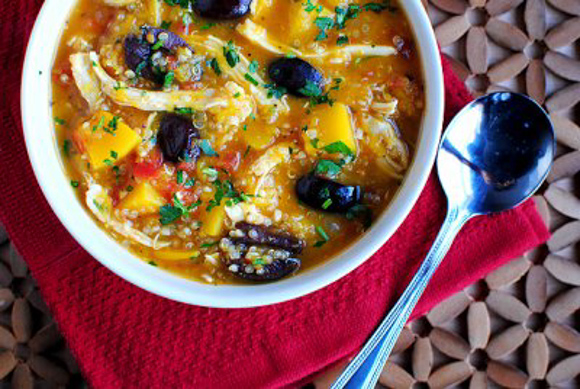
[22,0,444,308]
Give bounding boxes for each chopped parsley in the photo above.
[70,180,79,188]
[248,60,259,73]
[126,185,134,192]
[207,179,251,211]
[175,107,194,115]
[337,35,349,45]
[209,58,222,76]
[244,73,259,86]
[110,150,118,159]
[159,195,201,225]
[160,20,172,29]
[201,241,218,248]
[314,16,334,41]
[322,198,333,209]
[92,116,105,132]
[315,159,344,177]
[184,177,196,188]
[163,0,195,7]
[199,139,218,156]
[243,145,251,158]
[313,2,396,42]
[323,141,354,156]
[303,0,322,12]
[176,170,184,184]
[200,22,216,30]
[223,41,240,68]
[148,261,158,266]
[163,71,175,88]
[54,117,66,125]
[63,140,72,157]
[314,226,330,247]
[264,83,288,99]
[299,80,336,107]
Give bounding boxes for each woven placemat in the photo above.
[1,0,579,387]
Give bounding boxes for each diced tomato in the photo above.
[52,62,73,86]
[180,82,202,90]
[173,21,188,35]
[215,151,241,174]
[176,161,197,173]
[133,148,163,179]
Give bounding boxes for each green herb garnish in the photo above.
[223,41,240,68]
[163,71,175,88]
[209,58,222,76]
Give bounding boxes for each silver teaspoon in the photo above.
[332,92,555,389]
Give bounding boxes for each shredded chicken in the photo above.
[186,35,289,121]
[207,82,253,129]
[85,175,171,249]
[361,114,409,179]
[237,20,396,63]
[70,53,105,112]
[88,52,230,111]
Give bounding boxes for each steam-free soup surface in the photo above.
[52,0,424,284]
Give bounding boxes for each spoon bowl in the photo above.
[439,92,555,214]
[332,92,555,389]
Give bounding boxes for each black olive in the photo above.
[140,27,190,51]
[157,114,201,163]
[296,174,361,213]
[193,0,253,19]
[124,27,198,85]
[227,255,301,282]
[231,222,305,254]
[220,237,301,281]
[268,57,325,97]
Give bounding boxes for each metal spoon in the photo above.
[332,92,555,389]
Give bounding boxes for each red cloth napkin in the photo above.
[1,1,550,388]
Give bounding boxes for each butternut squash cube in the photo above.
[286,2,320,43]
[84,111,141,170]
[202,204,226,237]
[153,249,201,261]
[303,103,357,157]
[119,182,165,214]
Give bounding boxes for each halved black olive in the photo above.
[124,27,198,85]
[296,174,361,213]
[231,222,305,254]
[157,114,201,163]
[219,237,301,281]
[227,256,301,282]
[268,57,325,97]
[141,27,190,51]
[193,0,253,19]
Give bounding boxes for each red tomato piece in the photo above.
[215,151,241,174]
[133,148,163,179]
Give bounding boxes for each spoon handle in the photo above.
[331,206,471,389]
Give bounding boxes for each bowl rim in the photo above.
[21,0,444,308]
